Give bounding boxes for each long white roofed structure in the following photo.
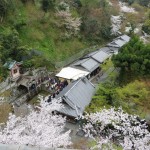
[56,67,90,80]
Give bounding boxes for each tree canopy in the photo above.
[0,30,29,63]
[0,0,13,20]
[0,63,8,81]
[112,36,150,76]
[80,0,112,42]
[120,0,150,7]
[86,80,150,115]
[41,0,56,12]
[82,107,150,149]
[0,97,71,147]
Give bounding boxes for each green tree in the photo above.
[0,63,8,81]
[99,0,109,8]
[80,4,111,42]
[23,55,54,69]
[86,80,150,116]
[74,0,82,8]
[119,0,135,5]
[0,30,29,63]
[138,0,150,7]
[142,19,150,34]
[41,0,55,12]
[112,36,150,78]
[21,0,35,4]
[0,0,13,20]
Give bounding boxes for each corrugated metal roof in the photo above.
[56,81,78,99]
[85,50,98,57]
[72,58,100,72]
[85,35,130,57]
[119,35,130,42]
[108,47,119,54]
[58,104,80,118]
[90,50,111,63]
[3,61,22,70]
[100,47,111,54]
[107,39,125,48]
[56,78,95,118]
[100,47,110,52]
[115,39,126,47]
[108,35,130,48]
[107,42,119,48]
[108,47,119,51]
[3,61,16,70]
[64,78,95,109]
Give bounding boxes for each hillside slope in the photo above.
[0,0,117,63]
[0,0,87,61]
[0,0,149,71]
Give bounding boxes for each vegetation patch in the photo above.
[87,72,150,119]
[0,103,13,123]
[0,90,11,98]
[101,59,114,72]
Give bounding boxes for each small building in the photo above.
[86,49,112,64]
[106,35,130,54]
[56,77,95,118]
[107,35,130,48]
[56,67,90,82]
[4,60,22,80]
[71,58,100,78]
[115,34,130,42]
[107,39,125,48]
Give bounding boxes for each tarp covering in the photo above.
[56,67,90,80]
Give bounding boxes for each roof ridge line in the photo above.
[64,95,76,109]
[65,78,81,95]
[64,78,91,109]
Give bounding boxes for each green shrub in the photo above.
[142,19,150,34]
